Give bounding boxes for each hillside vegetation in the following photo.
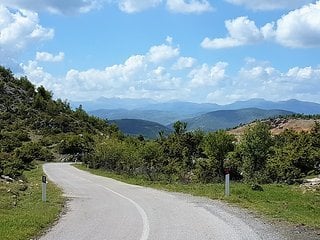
[0,66,119,178]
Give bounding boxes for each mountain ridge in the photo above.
[87,98,320,127]
[108,108,295,137]
[179,108,294,131]
[110,119,172,139]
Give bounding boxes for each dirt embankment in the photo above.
[229,118,320,138]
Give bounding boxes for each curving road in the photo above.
[40,163,285,240]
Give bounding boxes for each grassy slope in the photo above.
[75,165,320,228]
[0,164,64,240]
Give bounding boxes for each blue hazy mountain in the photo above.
[110,119,172,139]
[177,108,295,132]
[79,98,320,116]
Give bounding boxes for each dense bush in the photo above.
[89,138,140,174]
[0,152,23,178]
[86,120,320,185]
[15,142,54,164]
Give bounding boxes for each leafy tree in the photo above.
[0,66,14,81]
[58,134,94,158]
[0,152,23,178]
[239,122,273,183]
[173,121,187,135]
[139,141,163,181]
[17,76,35,96]
[159,127,203,182]
[202,130,235,181]
[15,142,54,165]
[37,85,52,101]
[266,129,318,182]
[310,122,320,173]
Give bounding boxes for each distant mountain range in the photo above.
[109,108,294,138]
[91,109,197,125]
[76,98,320,115]
[110,119,172,139]
[179,108,294,132]
[85,98,320,125]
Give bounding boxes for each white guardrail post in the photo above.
[225,169,230,196]
[42,175,47,202]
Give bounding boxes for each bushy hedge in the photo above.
[86,121,320,184]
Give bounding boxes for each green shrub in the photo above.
[0,152,24,178]
[15,142,54,165]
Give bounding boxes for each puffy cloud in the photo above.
[1,0,103,14]
[202,1,320,49]
[286,66,320,80]
[0,6,54,66]
[172,57,196,70]
[188,62,228,87]
[147,43,180,63]
[275,1,320,48]
[118,0,162,13]
[20,60,58,90]
[167,0,213,14]
[119,0,214,14]
[201,16,263,49]
[225,0,314,11]
[2,0,214,14]
[20,36,320,104]
[206,59,320,104]
[66,54,146,89]
[19,38,194,101]
[36,51,64,62]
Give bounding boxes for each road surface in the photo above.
[40,163,285,240]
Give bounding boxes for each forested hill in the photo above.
[110,119,172,139]
[0,66,118,178]
[178,108,294,131]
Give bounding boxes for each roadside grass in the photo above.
[75,164,320,228]
[0,164,64,240]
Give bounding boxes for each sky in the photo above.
[0,0,320,104]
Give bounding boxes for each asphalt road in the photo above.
[40,163,285,240]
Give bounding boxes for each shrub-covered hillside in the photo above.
[0,66,119,178]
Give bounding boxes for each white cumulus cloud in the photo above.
[147,43,180,63]
[225,0,314,11]
[188,62,228,88]
[36,51,64,62]
[206,59,320,104]
[275,1,320,48]
[1,0,103,14]
[172,57,196,70]
[167,0,213,13]
[202,1,320,49]
[118,0,162,13]
[201,16,263,49]
[0,6,54,67]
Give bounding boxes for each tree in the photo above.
[15,142,53,165]
[201,130,235,181]
[239,122,273,183]
[173,121,187,135]
[310,121,320,173]
[37,85,52,101]
[267,128,319,183]
[0,66,14,82]
[139,141,163,181]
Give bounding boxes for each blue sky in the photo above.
[1,0,320,104]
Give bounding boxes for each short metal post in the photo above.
[225,173,230,196]
[42,176,47,202]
